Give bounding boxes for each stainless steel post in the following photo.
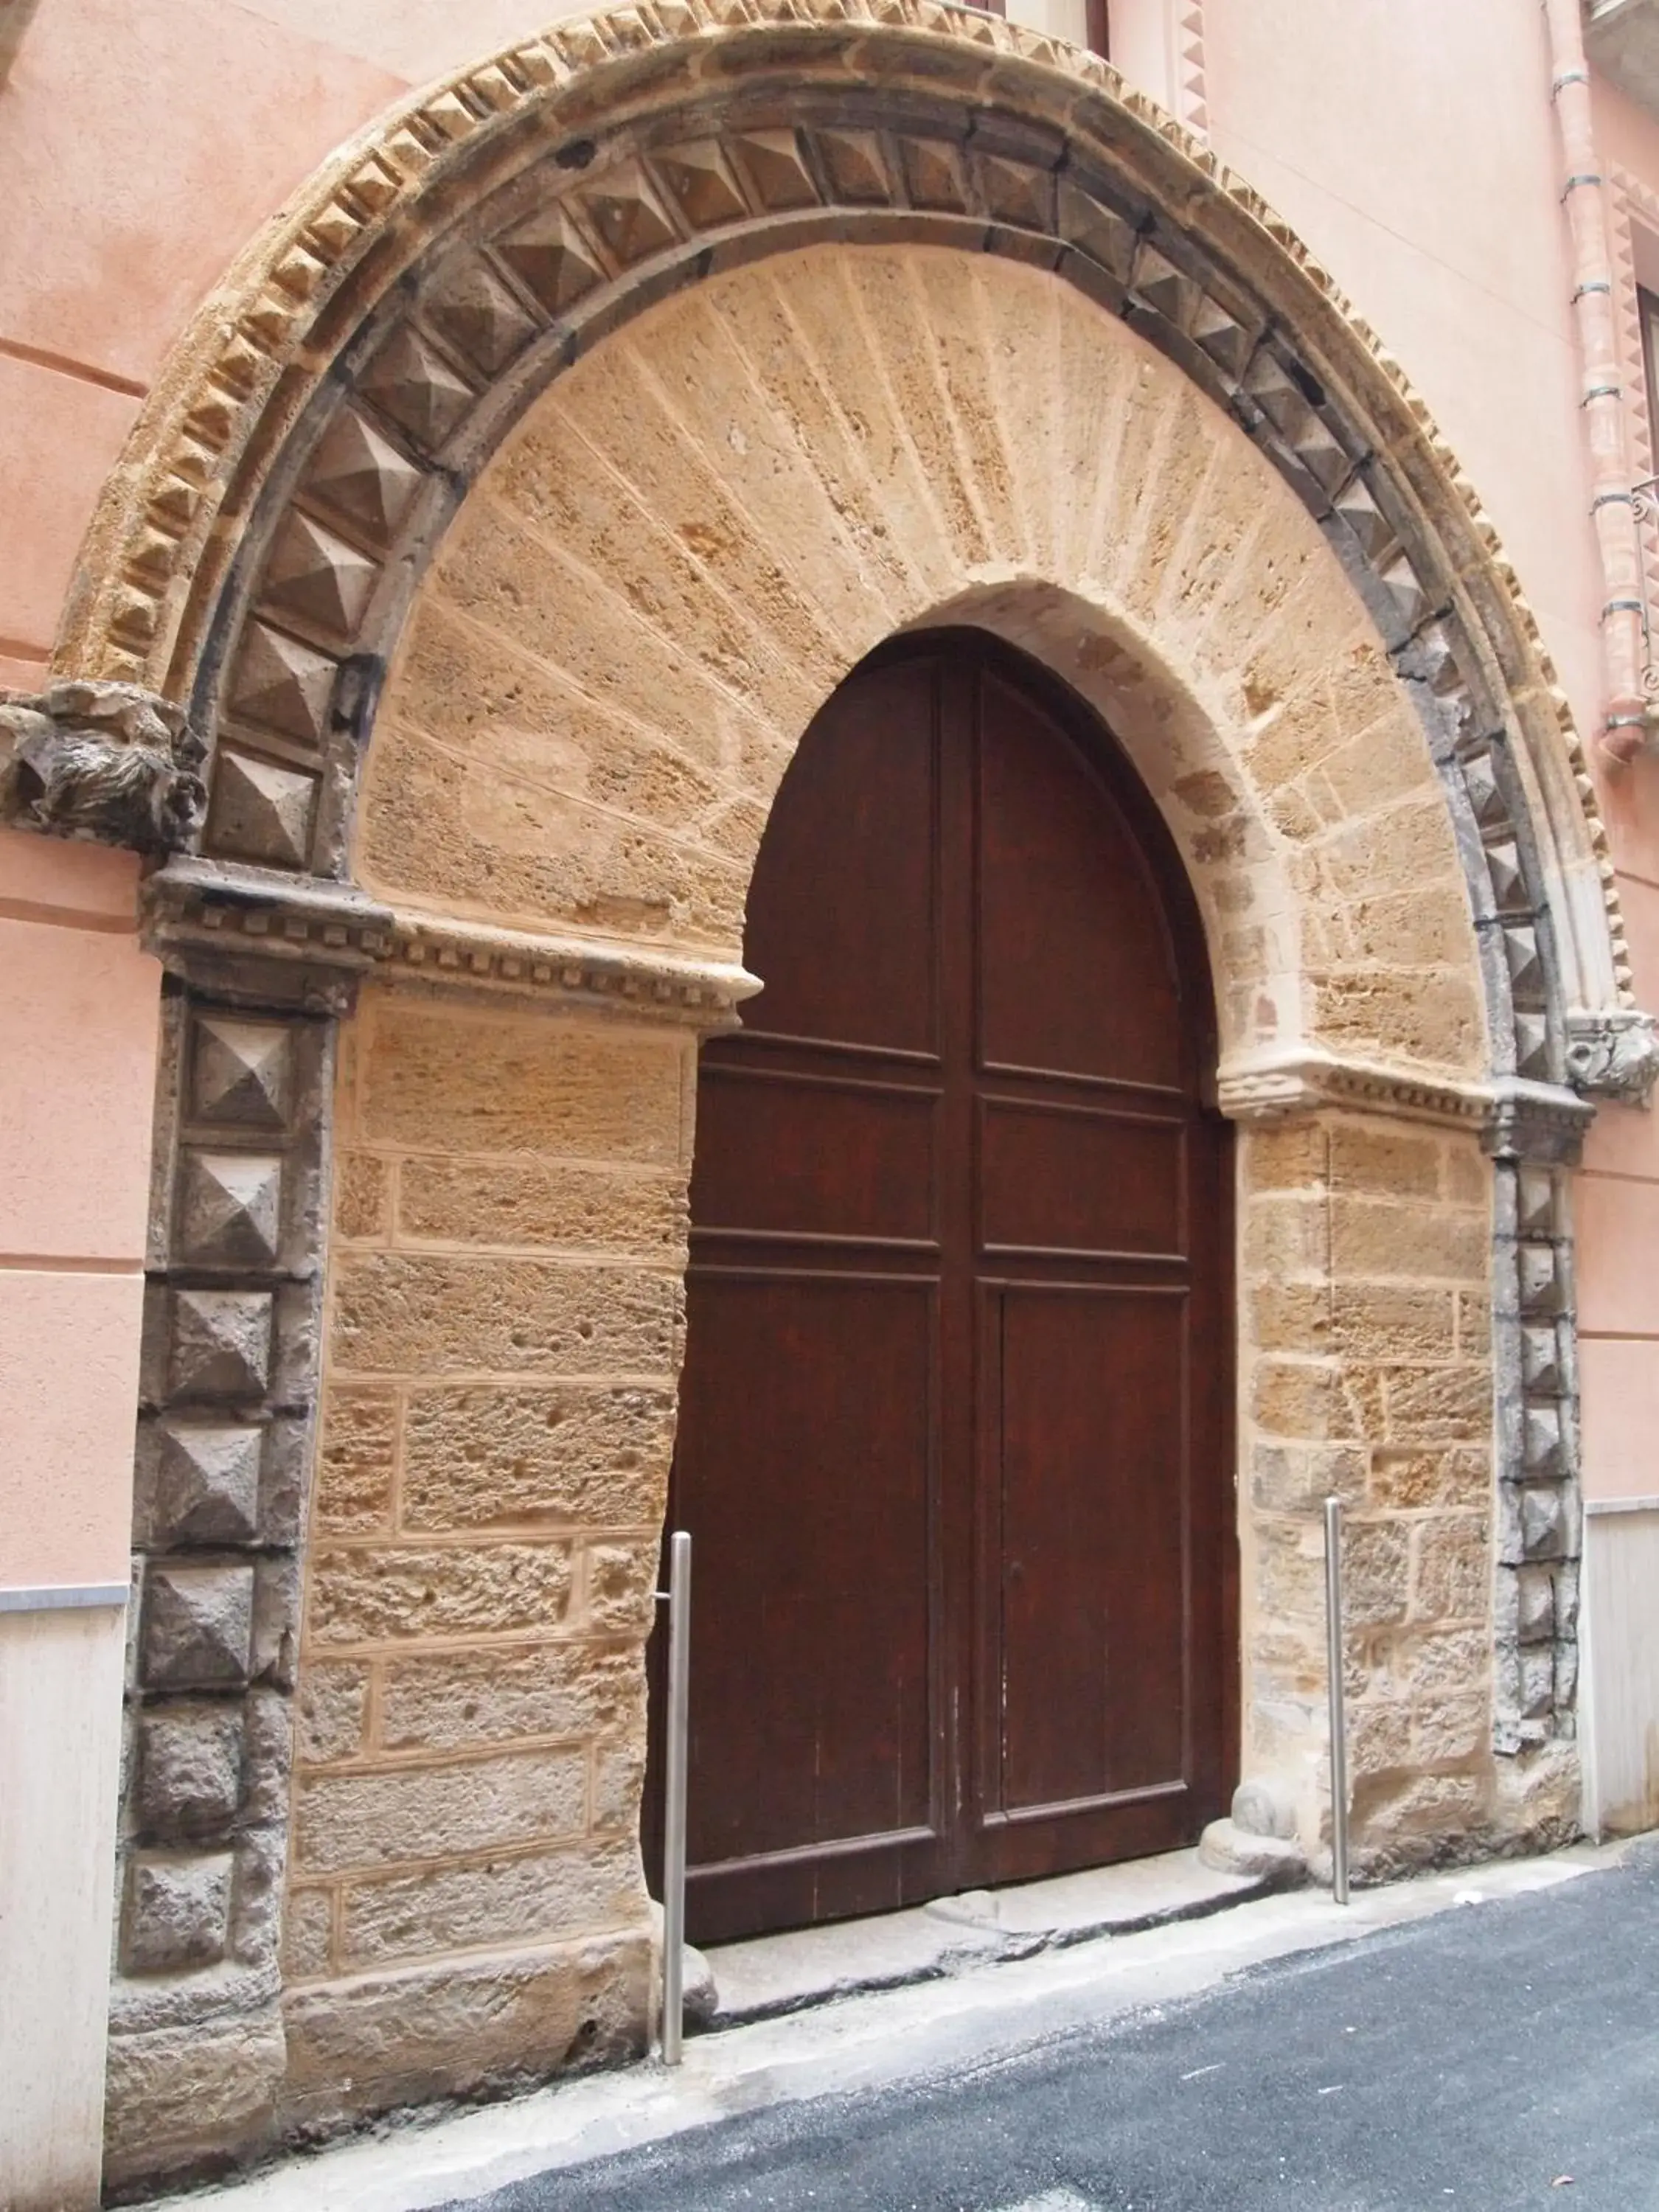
[1324,1496,1350,1907]
[661,1529,692,2064]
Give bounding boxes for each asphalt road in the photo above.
[447,1848,1659,2212]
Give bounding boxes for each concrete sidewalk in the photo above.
[153,1842,1636,2212]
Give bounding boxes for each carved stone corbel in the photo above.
[1565,1007,1659,1107]
[0,680,206,855]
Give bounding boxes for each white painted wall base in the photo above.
[1582,1503,1659,1839]
[0,1599,126,2212]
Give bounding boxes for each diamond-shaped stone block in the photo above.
[1514,1565,1557,1646]
[654,141,747,229]
[154,1422,263,1545]
[1332,478,1396,562]
[260,512,378,640]
[1513,1011,1551,1080]
[167,1288,274,1401]
[305,406,423,540]
[1520,1481,1570,1562]
[495,207,605,314]
[190,1018,292,1130]
[1503,922,1544,999]
[142,1563,256,1690]
[1517,1242,1559,1316]
[814,131,891,206]
[1133,243,1200,330]
[1190,294,1252,378]
[1520,1324,1562,1396]
[361,326,476,451]
[425,257,539,377]
[1517,1166,1557,1237]
[728,129,817,212]
[1521,1405,1565,1480]
[123,1849,234,1973]
[900,137,967,214]
[207,751,318,869]
[579,163,677,263]
[1057,183,1136,279]
[178,1150,283,1268]
[136,1708,246,1833]
[227,621,337,748]
[1484,838,1526,909]
[977,154,1049,232]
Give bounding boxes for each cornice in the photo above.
[1216,1047,1595,1161]
[142,858,755,1023]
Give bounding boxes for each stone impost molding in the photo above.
[1215,1046,1599,1156]
[142,857,759,1026]
[0,680,206,855]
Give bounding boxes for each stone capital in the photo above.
[1565,1006,1659,1107]
[1,680,206,855]
[1214,1046,1490,1131]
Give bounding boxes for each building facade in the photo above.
[4,0,1659,2202]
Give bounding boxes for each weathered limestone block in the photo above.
[281,1930,650,2129]
[378,1642,642,1755]
[103,2014,287,2189]
[307,1540,574,1645]
[580,1539,659,1636]
[333,1151,391,1241]
[328,1253,681,1378]
[336,1834,643,1969]
[312,1386,398,1533]
[292,1747,588,1874]
[401,1383,675,1530]
[355,1001,689,1164]
[294,1661,370,1764]
[397,1157,688,1256]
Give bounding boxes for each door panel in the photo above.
[991,1284,1190,1819]
[659,631,1234,1943]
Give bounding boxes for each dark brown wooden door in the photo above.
[661,631,1234,1946]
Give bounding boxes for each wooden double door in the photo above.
[661,632,1234,1946]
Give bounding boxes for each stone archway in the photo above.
[31,4,1648,2189]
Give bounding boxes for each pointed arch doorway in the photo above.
[658,630,1237,1947]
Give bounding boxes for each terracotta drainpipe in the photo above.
[1546,0,1650,764]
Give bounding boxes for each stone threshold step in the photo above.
[698,1846,1287,2031]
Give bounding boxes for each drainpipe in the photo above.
[1545,0,1650,764]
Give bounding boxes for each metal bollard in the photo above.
[1324,1496,1350,1907]
[657,1530,693,2063]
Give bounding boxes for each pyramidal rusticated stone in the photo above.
[1461,747,1510,829]
[1503,922,1544,998]
[814,130,890,206]
[900,137,967,213]
[208,751,318,869]
[1190,295,1251,377]
[495,207,605,313]
[227,621,336,748]
[1514,1012,1552,1083]
[424,257,538,377]
[260,512,378,640]
[154,1422,263,1545]
[977,154,1049,232]
[190,1017,292,1129]
[1377,550,1429,633]
[1057,183,1136,280]
[653,141,747,230]
[1521,1324,1562,1395]
[729,130,817,212]
[1294,419,1351,495]
[305,407,422,540]
[178,1149,284,1267]
[1332,476,1396,562]
[141,1562,256,1689]
[167,1288,274,1401]
[579,163,677,264]
[1245,351,1312,442]
[1484,838,1526,909]
[1132,242,1200,330]
[361,326,475,451]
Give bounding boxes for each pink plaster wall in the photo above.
[0,831,157,1587]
